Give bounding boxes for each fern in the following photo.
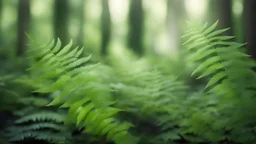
[5,107,70,143]
[20,22,256,144]
[7,131,68,143]
[26,38,138,144]
[14,111,65,123]
[111,64,189,143]
[0,74,22,111]
[181,21,256,143]
[182,20,256,96]
[2,75,72,143]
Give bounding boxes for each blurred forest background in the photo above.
[1,0,255,64]
[1,0,256,144]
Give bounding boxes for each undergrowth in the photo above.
[0,21,256,144]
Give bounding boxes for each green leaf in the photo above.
[59,46,79,62]
[35,74,71,93]
[101,122,119,136]
[52,38,62,53]
[106,122,133,140]
[94,118,116,134]
[206,27,230,38]
[84,109,98,125]
[77,103,94,125]
[56,39,73,57]
[205,72,226,89]
[75,47,84,57]
[182,34,203,45]
[192,57,220,76]
[209,36,235,42]
[203,20,218,35]
[64,54,92,70]
[197,63,224,79]
[192,49,216,61]
[187,39,209,50]
[97,118,116,135]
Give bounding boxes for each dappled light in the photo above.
[185,0,208,20]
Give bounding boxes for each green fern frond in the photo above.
[182,20,256,95]
[115,69,188,112]
[112,68,189,143]
[26,38,138,144]
[5,107,71,143]
[15,111,65,124]
[7,122,65,133]
[8,131,69,142]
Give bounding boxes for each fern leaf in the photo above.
[27,39,138,143]
[205,72,226,89]
[64,54,92,70]
[56,40,73,57]
[35,74,71,93]
[75,47,84,57]
[202,20,218,35]
[183,20,256,94]
[192,57,221,76]
[197,63,224,79]
[206,27,230,38]
[15,112,65,124]
[77,103,94,125]
[59,46,79,62]
[7,123,65,133]
[52,38,62,53]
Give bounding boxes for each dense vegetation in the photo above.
[0,21,255,144]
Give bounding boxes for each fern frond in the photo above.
[5,106,71,143]
[182,20,256,95]
[27,38,138,144]
[7,122,65,133]
[15,111,65,124]
[112,68,189,143]
[8,131,69,142]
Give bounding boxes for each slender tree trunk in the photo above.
[216,0,233,35]
[0,0,2,43]
[232,0,244,43]
[77,0,85,47]
[244,0,256,60]
[0,0,2,25]
[17,0,30,56]
[207,0,218,24]
[54,0,69,45]
[166,0,184,53]
[101,0,111,55]
[128,0,144,55]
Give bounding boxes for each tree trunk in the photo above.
[0,0,2,25]
[216,0,233,35]
[101,0,111,55]
[77,0,85,47]
[0,0,2,44]
[166,0,184,53]
[207,0,218,24]
[128,0,144,55]
[17,0,30,56]
[54,0,69,45]
[244,0,256,60]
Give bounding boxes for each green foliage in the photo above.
[3,88,71,143]
[181,20,256,143]
[4,20,256,144]
[0,73,72,143]
[0,75,20,110]
[182,20,256,95]
[26,38,138,144]
[5,109,70,143]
